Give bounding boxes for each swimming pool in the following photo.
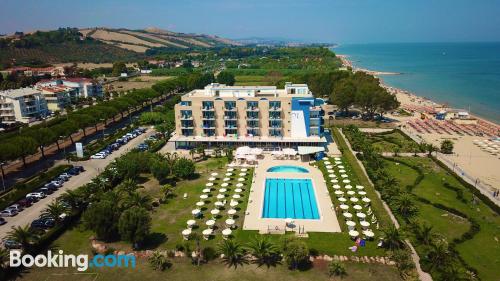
[266,165,309,173]
[262,178,319,219]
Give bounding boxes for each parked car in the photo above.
[38,187,53,195]
[31,218,55,229]
[26,192,45,200]
[50,180,63,187]
[17,199,33,208]
[7,204,23,212]
[74,166,85,172]
[0,217,6,225]
[3,239,21,249]
[0,209,18,217]
[90,153,107,159]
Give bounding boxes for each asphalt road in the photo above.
[0,128,154,241]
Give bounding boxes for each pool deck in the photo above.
[243,155,341,233]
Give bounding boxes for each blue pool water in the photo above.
[266,166,309,173]
[262,178,319,220]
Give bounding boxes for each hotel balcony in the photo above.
[202,116,215,120]
[180,115,193,120]
[310,106,322,111]
[224,107,237,112]
[224,125,238,129]
[181,125,194,129]
[269,107,281,111]
[202,107,215,111]
[246,107,259,112]
[224,115,237,120]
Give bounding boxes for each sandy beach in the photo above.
[338,55,500,194]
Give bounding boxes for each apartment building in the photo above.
[173,83,326,149]
[38,85,76,111]
[36,78,103,98]
[0,88,48,124]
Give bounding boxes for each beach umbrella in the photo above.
[338,165,345,169]
[363,230,375,238]
[331,179,339,183]
[333,184,341,189]
[362,198,371,204]
[327,169,334,173]
[187,220,196,228]
[211,209,220,216]
[206,182,214,186]
[343,212,353,219]
[356,212,366,219]
[356,185,364,190]
[200,194,208,199]
[239,172,247,176]
[236,183,244,187]
[222,228,232,239]
[241,168,248,172]
[230,201,239,207]
[228,209,237,218]
[221,183,229,187]
[360,221,370,229]
[338,197,347,202]
[191,209,201,217]
[233,194,241,199]
[223,177,231,181]
[196,201,205,207]
[349,230,360,238]
[347,191,355,196]
[206,219,215,228]
[343,179,351,183]
[326,165,333,169]
[182,229,192,240]
[238,178,245,182]
[339,169,346,173]
[208,177,216,182]
[334,190,344,196]
[211,172,218,176]
[350,197,359,203]
[344,185,352,190]
[225,173,233,176]
[341,174,348,178]
[202,229,213,240]
[203,188,211,193]
[215,201,224,208]
[217,194,225,199]
[219,188,227,193]
[227,168,234,172]
[329,174,336,178]
[353,205,362,210]
[235,188,243,193]
[346,220,356,227]
[358,191,367,196]
[334,157,341,161]
[340,204,349,210]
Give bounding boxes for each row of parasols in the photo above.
[184,168,249,240]
[323,157,376,239]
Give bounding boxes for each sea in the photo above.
[333,42,500,124]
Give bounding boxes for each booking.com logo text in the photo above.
[10,250,136,271]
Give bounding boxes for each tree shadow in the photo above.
[141,232,167,249]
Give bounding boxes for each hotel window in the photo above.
[246,101,258,109]
[269,101,281,109]
[202,111,215,119]
[180,101,192,106]
[247,111,259,119]
[180,110,192,119]
[202,101,214,110]
[224,101,236,110]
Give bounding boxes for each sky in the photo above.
[1,0,500,43]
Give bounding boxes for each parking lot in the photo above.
[0,128,154,241]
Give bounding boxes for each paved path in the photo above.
[337,128,433,281]
[0,129,154,240]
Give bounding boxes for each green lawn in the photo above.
[383,157,500,281]
[364,130,421,153]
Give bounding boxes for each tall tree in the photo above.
[118,206,151,248]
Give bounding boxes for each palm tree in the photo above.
[427,240,452,271]
[7,225,38,252]
[382,226,406,251]
[0,248,9,280]
[328,261,347,279]
[148,251,172,271]
[60,189,85,211]
[246,236,280,267]
[392,193,418,219]
[189,148,196,160]
[160,184,174,202]
[426,143,438,157]
[116,178,138,195]
[190,232,202,266]
[123,192,152,210]
[42,201,69,224]
[441,265,468,281]
[393,146,401,157]
[413,222,437,245]
[218,240,247,268]
[410,142,419,156]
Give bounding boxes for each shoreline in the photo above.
[337,54,500,128]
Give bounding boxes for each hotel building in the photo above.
[0,88,48,124]
[36,78,103,99]
[173,83,326,149]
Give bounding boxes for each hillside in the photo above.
[80,27,242,52]
[0,27,241,67]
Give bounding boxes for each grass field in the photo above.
[364,130,421,153]
[383,157,500,281]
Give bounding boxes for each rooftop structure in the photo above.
[0,88,48,124]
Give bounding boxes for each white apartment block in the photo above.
[173,83,326,150]
[36,78,103,99]
[0,88,48,124]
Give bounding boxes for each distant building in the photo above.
[0,66,65,77]
[140,69,152,74]
[37,85,76,111]
[173,83,326,149]
[0,88,48,124]
[36,78,103,98]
